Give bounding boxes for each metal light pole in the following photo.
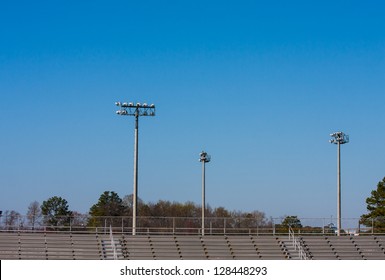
[329,131,349,236]
[199,151,211,236]
[116,102,155,235]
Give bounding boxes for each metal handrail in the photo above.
[109,225,118,260]
[288,227,308,260]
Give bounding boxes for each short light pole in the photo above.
[329,131,349,236]
[199,151,211,236]
[116,102,155,235]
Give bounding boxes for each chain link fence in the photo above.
[0,214,384,235]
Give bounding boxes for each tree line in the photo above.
[1,191,272,231]
[2,177,385,232]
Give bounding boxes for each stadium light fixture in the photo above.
[329,131,349,236]
[116,101,156,235]
[199,151,211,236]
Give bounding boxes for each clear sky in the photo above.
[1,0,384,227]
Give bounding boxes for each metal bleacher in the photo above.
[327,236,364,260]
[252,236,289,259]
[301,236,338,259]
[351,236,385,260]
[301,235,385,260]
[149,236,181,259]
[121,235,154,260]
[71,233,102,259]
[45,233,74,260]
[1,231,385,260]
[0,232,21,260]
[201,235,233,259]
[19,232,48,260]
[176,235,207,259]
[226,235,260,259]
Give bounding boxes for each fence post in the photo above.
[372,218,374,235]
[173,217,175,235]
[323,218,325,234]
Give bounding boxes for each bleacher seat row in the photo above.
[1,232,385,260]
[300,235,385,260]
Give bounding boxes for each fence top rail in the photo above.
[2,215,385,235]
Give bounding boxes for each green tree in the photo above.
[88,191,127,227]
[360,177,385,231]
[276,216,303,233]
[282,216,302,229]
[41,196,72,228]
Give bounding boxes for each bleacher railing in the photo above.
[288,227,308,260]
[109,225,118,260]
[1,215,385,235]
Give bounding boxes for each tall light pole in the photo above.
[199,151,211,236]
[329,131,349,236]
[116,102,155,235]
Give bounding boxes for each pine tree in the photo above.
[88,191,127,227]
[360,177,385,231]
[41,196,72,228]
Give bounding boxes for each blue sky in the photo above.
[1,0,384,226]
